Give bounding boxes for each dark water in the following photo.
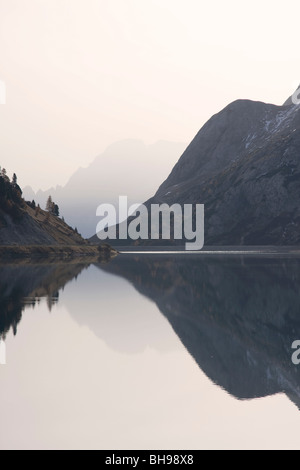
[1,254,300,450]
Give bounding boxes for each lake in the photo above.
[0,253,300,450]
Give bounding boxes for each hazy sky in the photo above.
[0,0,299,190]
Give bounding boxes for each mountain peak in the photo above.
[283,84,300,106]
[122,95,300,247]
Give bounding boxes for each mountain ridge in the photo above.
[92,92,300,247]
[0,169,117,260]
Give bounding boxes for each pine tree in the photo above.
[1,168,9,181]
[46,195,53,212]
[12,173,17,185]
[35,204,40,217]
[54,204,59,217]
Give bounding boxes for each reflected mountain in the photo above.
[62,264,181,354]
[98,254,300,408]
[0,261,90,339]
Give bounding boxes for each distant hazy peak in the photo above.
[23,139,187,238]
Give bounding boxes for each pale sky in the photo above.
[0,0,299,190]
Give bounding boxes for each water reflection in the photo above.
[63,265,179,354]
[1,254,300,410]
[0,261,89,339]
[0,338,5,364]
[100,255,300,408]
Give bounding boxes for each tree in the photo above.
[1,168,9,182]
[35,204,41,217]
[12,173,17,185]
[46,195,53,212]
[46,196,59,216]
[53,204,59,217]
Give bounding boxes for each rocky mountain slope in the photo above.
[0,171,87,246]
[0,204,88,246]
[153,98,300,245]
[92,91,300,246]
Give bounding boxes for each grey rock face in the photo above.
[150,98,300,245]
[283,85,300,106]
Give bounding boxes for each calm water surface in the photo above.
[0,254,300,450]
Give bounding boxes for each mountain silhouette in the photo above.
[152,97,300,245]
[92,89,300,246]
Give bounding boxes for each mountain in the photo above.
[154,99,300,245]
[0,170,89,247]
[92,90,300,247]
[0,203,88,247]
[283,84,300,106]
[99,254,300,408]
[23,140,186,238]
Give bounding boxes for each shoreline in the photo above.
[0,244,118,261]
[118,246,300,256]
